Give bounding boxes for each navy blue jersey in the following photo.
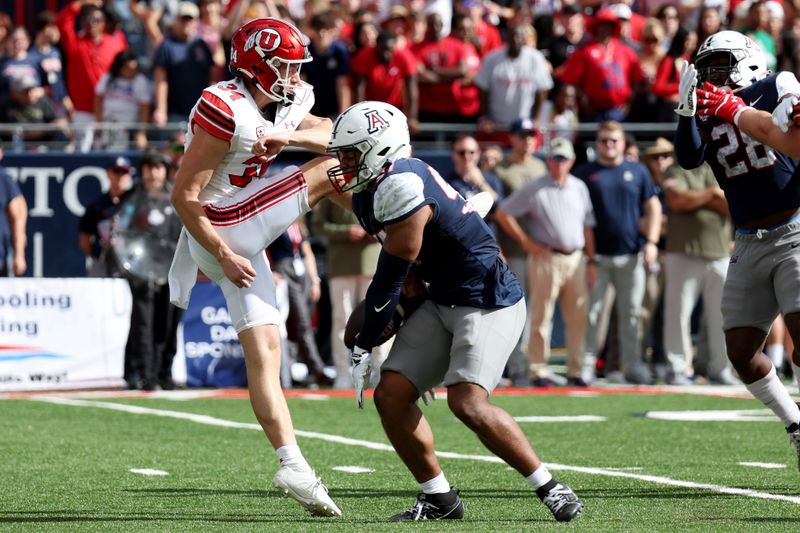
[692,73,800,226]
[352,158,522,308]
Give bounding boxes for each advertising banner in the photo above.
[181,280,247,387]
[0,278,131,391]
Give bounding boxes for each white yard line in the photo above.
[33,397,800,506]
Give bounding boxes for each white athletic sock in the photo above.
[276,444,311,472]
[420,472,451,494]
[793,363,800,395]
[746,365,800,427]
[526,464,553,490]
[765,344,785,369]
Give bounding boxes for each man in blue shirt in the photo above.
[573,121,662,384]
[0,147,26,277]
[303,11,351,119]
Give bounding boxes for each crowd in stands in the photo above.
[3,0,800,389]
[1,0,799,149]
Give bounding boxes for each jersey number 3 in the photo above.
[711,122,776,178]
[229,156,271,187]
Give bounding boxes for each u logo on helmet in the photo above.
[365,109,388,134]
[245,28,282,55]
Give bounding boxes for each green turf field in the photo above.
[2,388,800,531]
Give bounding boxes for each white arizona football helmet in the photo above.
[327,101,411,193]
[695,30,768,90]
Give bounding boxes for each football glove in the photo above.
[421,388,437,406]
[772,94,800,133]
[696,82,751,125]
[351,346,372,409]
[675,62,698,117]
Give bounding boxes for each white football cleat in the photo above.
[788,423,800,472]
[273,466,342,517]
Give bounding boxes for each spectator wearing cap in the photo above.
[129,0,181,47]
[661,158,736,385]
[475,24,553,132]
[31,11,73,118]
[152,2,218,129]
[0,146,27,277]
[495,138,596,387]
[0,73,69,144]
[639,137,674,379]
[609,0,646,44]
[572,121,662,385]
[352,31,419,133]
[303,10,352,119]
[458,0,502,57]
[78,156,135,277]
[413,12,481,123]
[56,1,127,152]
[545,4,588,70]
[492,117,547,384]
[381,5,412,50]
[556,7,646,122]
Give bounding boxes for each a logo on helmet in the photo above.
[365,109,388,134]
[244,28,282,56]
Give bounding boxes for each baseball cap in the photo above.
[177,1,200,19]
[643,137,675,158]
[549,137,576,160]
[561,3,582,15]
[10,73,39,92]
[608,3,632,20]
[510,118,536,135]
[108,156,132,172]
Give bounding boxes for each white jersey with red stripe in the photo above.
[186,77,315,205]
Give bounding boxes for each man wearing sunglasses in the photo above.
[572,121,662,385]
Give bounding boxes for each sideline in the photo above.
[33,396,800,506]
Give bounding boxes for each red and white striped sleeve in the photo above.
[191,90,235,142]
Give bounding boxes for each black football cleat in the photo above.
[389,490,465,521]
[537,479,583,522]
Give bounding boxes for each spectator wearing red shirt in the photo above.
[651,26,697,122]
[352,32,419,132]
[460,0,503,57]
[449,13,483,118]
[556,8,646,122]
[412,12,479,122]
[56,1,127,151]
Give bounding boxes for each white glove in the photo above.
[351,346,372,409]
[772,94,799,133]
[675,62,698,117]
[421,388,437,406]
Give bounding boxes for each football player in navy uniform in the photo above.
[674,30,800,467]
[326,101,583,522]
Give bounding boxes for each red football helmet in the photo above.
[229,18,312,105]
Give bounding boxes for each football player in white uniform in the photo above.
[169,18,349,517]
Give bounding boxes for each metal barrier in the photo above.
[0,121,681,152]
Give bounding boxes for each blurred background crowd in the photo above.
[1,0,798,390]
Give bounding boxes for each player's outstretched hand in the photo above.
[772,94,800,133]
[696,82,750,125]
[675,62,697,117]
[220,252,256,289]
